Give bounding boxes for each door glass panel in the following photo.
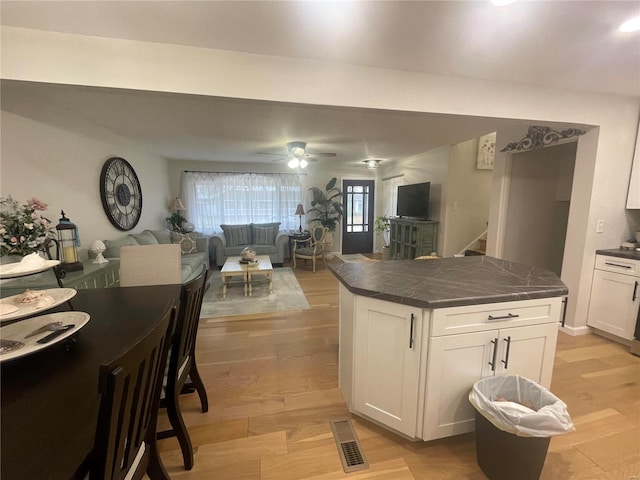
[346,185,370,233]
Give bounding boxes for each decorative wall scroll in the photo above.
[477,132,496,170]
[501,126,586,153]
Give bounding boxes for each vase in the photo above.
[382,246,391,261]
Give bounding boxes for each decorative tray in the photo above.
[0,288,77,323]
[0,259,60,279]
[0,311,90,362]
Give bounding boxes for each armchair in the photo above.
[292,225,329,272]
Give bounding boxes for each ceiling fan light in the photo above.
[299,159,308,168]
[288,157,300,169]
[364,159,381,169]
[287,141,307,157]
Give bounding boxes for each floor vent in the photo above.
[330,418,369,473]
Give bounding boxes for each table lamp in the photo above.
[295,204,305,233]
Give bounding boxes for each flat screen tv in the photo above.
[396,182,430,219]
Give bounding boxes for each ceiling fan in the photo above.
[258,141,337,168]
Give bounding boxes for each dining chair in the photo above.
[89,302,176,480]
[156,265,209,470]
[292,225,329,272]
[119,244,182,287]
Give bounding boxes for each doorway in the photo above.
[501,142,577,276]
[342,179,375,254]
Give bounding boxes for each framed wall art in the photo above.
[477,132,496,170]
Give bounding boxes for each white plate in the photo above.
[0,259,60,279]
[0,311,90,362]
[0,288,78,322]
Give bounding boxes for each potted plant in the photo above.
[375,215,391,260]
[308,177,343,232]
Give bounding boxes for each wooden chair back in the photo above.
[90,303,175,480]
[156,265,209,469]
[170,266,207,386]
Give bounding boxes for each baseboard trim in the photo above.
[559,324,592,336]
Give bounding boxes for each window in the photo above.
[182,172,303,234]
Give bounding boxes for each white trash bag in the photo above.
[469,375,575,438]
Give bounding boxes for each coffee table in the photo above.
[220,255,273,298]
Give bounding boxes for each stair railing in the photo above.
[456,229,488,257]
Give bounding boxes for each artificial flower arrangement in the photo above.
[0,196,55,257]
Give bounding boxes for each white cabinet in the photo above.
[423,300,560,441]
[353,296,424,437]
[339,290,562,442]
[587,255,640,341]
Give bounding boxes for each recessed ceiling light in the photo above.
[491,0,518,6]
[619,15,640,33]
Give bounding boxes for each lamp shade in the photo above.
[295,204,305,216]
[169,197,186,211]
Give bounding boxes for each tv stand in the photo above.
[389,218,438,260]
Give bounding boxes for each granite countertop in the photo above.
[595,248,640,261]
[329,255,568,309]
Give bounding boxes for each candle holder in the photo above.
[56,210,83,273]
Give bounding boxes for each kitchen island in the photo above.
[330,255,568,441]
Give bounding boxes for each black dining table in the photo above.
[1,285,182,480]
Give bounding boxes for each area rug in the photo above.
[200,267,310,318]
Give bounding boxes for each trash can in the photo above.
[469,375,574,480]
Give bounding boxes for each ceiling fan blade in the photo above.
[306,152,337,157]
[305,152,338,157]
[257,151,287,156]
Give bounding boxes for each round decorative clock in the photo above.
[99,157,143,231]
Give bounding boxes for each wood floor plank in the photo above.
[156,259,640,479]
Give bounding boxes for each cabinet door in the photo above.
[587,269,640,340]
[353,297,422,438]
[495,322,559,388]
[423,329,497,441]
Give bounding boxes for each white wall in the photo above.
[2,26,639,332]
[1,88,172,260]
[502,143,576,275]
[442,138,492,257]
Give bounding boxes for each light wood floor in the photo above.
[155,259,640,479]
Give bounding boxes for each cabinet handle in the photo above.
[604,262,632,269]
[489,337,498,372]
[409,313,415,349]
[633,281,639,302]
[501,336,512,369]
[488,313,520,321]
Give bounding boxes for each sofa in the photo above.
[94,229,210,284]
[211,222,288,267]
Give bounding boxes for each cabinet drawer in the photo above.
[595,255,640,277]
[431,297,562,336]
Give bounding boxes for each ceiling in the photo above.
[1,1,638,166]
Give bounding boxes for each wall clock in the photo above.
[99,157,143,231]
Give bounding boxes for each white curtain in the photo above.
[182,172,303,235]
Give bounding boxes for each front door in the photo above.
[342,179,374,254]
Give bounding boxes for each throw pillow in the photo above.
[251,223,280,245]
[146,229,172,245]
[170,231,198,255]
[130,231,159,246]
[103,236,139,258]
[220,224,252,246]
